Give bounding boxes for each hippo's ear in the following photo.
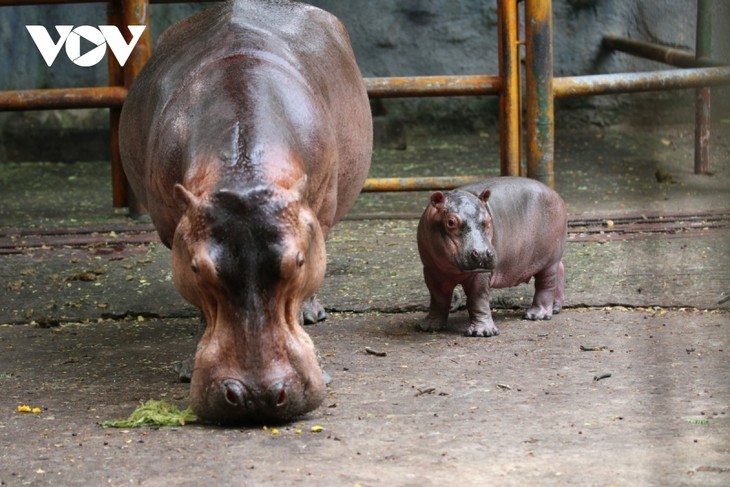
[430,191,445,207]
[478,189,491,204]
[174,184,199,211]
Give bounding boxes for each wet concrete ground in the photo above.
[0,122,729,485]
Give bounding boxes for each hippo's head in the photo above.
[419,189,496,273]
[170,178,326,424]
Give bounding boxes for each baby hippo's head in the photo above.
[417,188,496,274]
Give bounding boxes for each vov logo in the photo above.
[26,25,146,67]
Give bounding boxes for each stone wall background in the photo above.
[0,0,728,160]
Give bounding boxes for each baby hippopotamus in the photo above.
[417,177,567,337]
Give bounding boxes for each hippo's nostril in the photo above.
[222,379,247,407]
[270,382,287,408]
[471,249,490,268]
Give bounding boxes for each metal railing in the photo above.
[0,0,728,208]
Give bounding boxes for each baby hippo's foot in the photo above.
[302,296,327,324]
[523,304,554,321]
[464,320,500,337]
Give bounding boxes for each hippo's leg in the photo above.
[524,261,561,320]
[302,295,327,324]
[173,312,207,382]
[552,261,565,314]
[463,273,500,337]
[418,268,454,332]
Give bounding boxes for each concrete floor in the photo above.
[0,122,729,485]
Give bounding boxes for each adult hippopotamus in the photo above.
[119,0,372,423]
[416,177,567,337]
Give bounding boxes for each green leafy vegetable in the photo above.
[101,399,198,428]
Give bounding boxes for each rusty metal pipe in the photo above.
[524,0,555,188]
[694,0,713,175]
[0,87,127,110]
[362,176,483,193]
[554,66,730,98]
[602,35,725,69]
[0,0,106,4]
[122,0,151,89]
[0,0,219,4]
[108,0,126,208]
[498,0,520,177]
[365,75,501,98]
[120,0,151,213]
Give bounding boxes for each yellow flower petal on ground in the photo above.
[310,425,325,433]
[17,405,31,413]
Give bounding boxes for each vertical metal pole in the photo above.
[122,0,151,89]
[498,0,520,177]
[107,0,126,208]
[524,0,554,188]
[517,1,523,173]
[122,0,152,215]
[694,0,712,174]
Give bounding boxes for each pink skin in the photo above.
[119,1,372,423]
[171,181,327,423]
[417,177,567,337]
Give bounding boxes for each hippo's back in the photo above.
[120,0,372,245]
[460,177,565,229]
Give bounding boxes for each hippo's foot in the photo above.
[417,314,446,332]
[450,289,466,312]
[302,296,327,324]
[464,320,500,337]
[173,355,195,383]
[523,305,554,321]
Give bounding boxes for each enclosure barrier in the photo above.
[0,0,728,208]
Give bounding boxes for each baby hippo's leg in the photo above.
[524,261,562,320]
[463,273,499,337]
[418,269,455,332]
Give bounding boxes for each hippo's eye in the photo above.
[190,259,200,274]
[446,217,458,229]
[296,252,305,268]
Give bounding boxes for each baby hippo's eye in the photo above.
[296,251,305,268]
[446,216,458,229]
[190,259,200,274]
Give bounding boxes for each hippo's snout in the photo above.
[471,248,495,269]
[461,247,495,272]
[193,372,322,424]
[221,378,288,411]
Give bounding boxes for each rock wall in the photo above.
[0,0,728,160]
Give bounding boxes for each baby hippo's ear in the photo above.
[430,191,445,207]
[478,188,491,204]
